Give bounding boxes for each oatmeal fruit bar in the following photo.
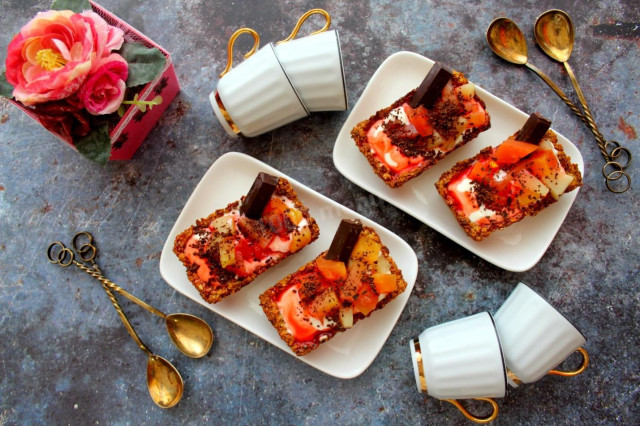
[435,113,582,241]
[173,172,320,304]
[259,219,408,356]
[351,62,491,188]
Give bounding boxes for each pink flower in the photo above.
[4,9,124,106]
[78,54,128,115]
[78,11,124,69]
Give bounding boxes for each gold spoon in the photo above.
[101,282,184,408]
[47,241,184,408]
[71,232,214,358]
[486,17,587,123]
[534,9,632,192]
[96,278,213,359]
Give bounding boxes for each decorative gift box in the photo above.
[2,0,180,163]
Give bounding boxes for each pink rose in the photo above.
[78,11,124,69]
[4,9,124,106]
[78,54,128,115]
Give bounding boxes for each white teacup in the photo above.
[493,282,589,387]
[410,312,506,423]
[275,9,347,112]
[210,28,309,137]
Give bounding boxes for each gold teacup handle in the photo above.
[548,347,590,377]
[220,28,261,78]
[277,8,331,44]
[445,398,499,424]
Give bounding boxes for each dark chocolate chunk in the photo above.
[240,172,279,219]
[516,113,551,144]
[326,219,363,264]
[409,62,453,108]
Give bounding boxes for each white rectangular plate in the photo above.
[160,152,418,379]
[333,51,584,272]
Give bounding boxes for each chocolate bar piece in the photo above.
[409,62,453,108]
[516,113,551,144]
[240,172,279,219]
[325,219,363,264]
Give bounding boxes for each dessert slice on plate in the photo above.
[351,62,491,188]
[173,172,320,303]
[435,113,583,241]
[259,219,409,356]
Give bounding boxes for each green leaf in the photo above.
[51,0,91,12]
[0,72,13,98]
[120,43,166,88]
[74,125,111,165]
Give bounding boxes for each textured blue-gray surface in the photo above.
[0,0,638,424]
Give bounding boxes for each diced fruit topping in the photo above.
[287,207,303,225]
[218,237,236,269]
[211,214,235,235]
[511,168,550,207]
[317,256,347,281]
[492,138,539,166]
[404,104,433,137]
[237,216,274,248]
[463,101,487,129]
[235,238,264,265]
[289,226,312,253]
[468,158,498,183]
[351,234,382,264]
[262,197,289,217]
[456,83,476,99]
[353,282,379,316]
[339,306,354,328]
[340,260,366,302]
[374,256,392,274]
[307,288,340,320]
[373,273,398,294]
[523,150,573,199]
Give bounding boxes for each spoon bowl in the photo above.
[165,313,214,358]
[486,17,528,65]
[147,354,184,408]
[534,10,574,63]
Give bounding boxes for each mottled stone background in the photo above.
[0,0,638,424]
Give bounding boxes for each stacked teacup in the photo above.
[409,282,588,423]
[210,9,347,138]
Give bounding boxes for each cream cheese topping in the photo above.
[456,177,474,193]
[384,152,398,168]
[469,205,498,223]
[386,106,410,126]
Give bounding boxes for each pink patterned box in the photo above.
[9,1,180,161]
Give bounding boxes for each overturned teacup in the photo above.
[275,9,347,112]
[410,312,506,423]
[493,282,589,387]
[210,28,309,137]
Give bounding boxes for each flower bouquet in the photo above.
[0,0,180,164]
